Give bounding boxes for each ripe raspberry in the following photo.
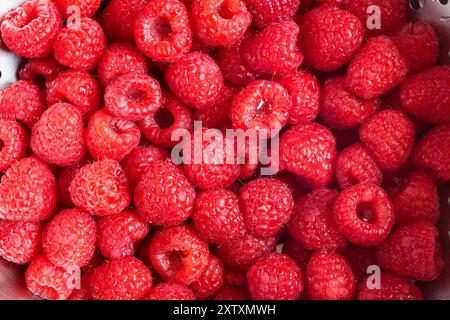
[97,210,149,260]
[97,43,149,86]
[336,144,383,190]
[0,220,42,265]
[53,17,107,71]
[279,122,337,189]
[165,52,225,109]
[342,245,376,280]
[376,221,444,281]
[191,254,225,299]
[57,159,88,207]
[0,0,62,58]
[306,251,356,300]
[215,286,250,300]
[359,110,414,172]
[69,160,131,216]
[194,86,236,128]
[42,208,96,268]
[282,237,312,267]
[400,66,450,125]
[358,272,423,300]
[320,76,380,129]
[192,189,246,244]
[346,36,409,99]
[85,109,141,162]
[0,157,57,222]
[0,120,27,172]
[90,257,152,300]
[241,21,303,75]
[149,225,209,285]
[54,0,101,19]
[121,146,167,185]
[146,283,195,300]
[19,56,65,86]
[134,160,196,226]
[31,103,86,167]
[244,0,300,29]
[333,183,394,247]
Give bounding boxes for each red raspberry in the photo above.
[282,237,312,267]
[42,208,96,268]
[299,6,364,72]
[54,0,101,19]
[217,232,277,270]
[279,122,337,189]
[376,221,444,281]
[57,159,88,207]
[97,210,150,260]
[241,21,303,75]
[0,220,42,265]
[243,0,300,29]
[287,189,347,251]
[320,76,380,129]
[343,245,376,280]
[0,0,62,58]
[97,43,149,86]
[69,159,131,216]
[359,110,414,172]
[306,251,356,300]
[134,160,196,226]
[346,36,409,99]
[0,80,45,127]
[400,66,450,125]
[239,178,294,236]
[0,120,27,172]
[30,103,86,167]
[149,225,209,285]
[46,69,100,116]
[194,86,236,128]
[89,257,152,300]
[215,286,250,300]
[191,254,225,299]
[85,109,141,162]
[192,189,246,244]
[134,0,193,62]
[333,183,394,247]
[145,283,195,300]
[19,56,65,86]
[230,80,291,138]
[336,143,383,190]
[53,17,107,71]
[165,52,225,109]
[121,146,167,185]
[0,157,57,222]
[357,272,423,300]
[247,253,304,300]
[223,268,246,287]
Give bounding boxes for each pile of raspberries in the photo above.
[0,0,449,300]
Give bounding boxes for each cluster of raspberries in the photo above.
[0,0,449,301]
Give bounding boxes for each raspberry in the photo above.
[57,159,88,207]
[54,0,101,19]
[343,245,376,280]
[30,103,86,167]
[306,251,356,300]
[223,268,246,287]
[287,189,347,251]
[243,0,300,29]
[359,110,414,172]
[230,80,291,138]
[191,0,252,46]
[239,178,294,236]
[376,221,444,281]
[194,86,236,128]
[333,183,394,247]
[134,0,193,62]
[192,189,246,244]
[191,254,225,299]
[145,283,195,300]
[320,76,380,130]
[241,21,303,75]
[0,120,27,172]
[165,52,225,109]
[42,208,96,268]
[0,220,42,265]
[282,237,312,267]
[53,17,107,71]
[0,157,57,222]
[89,257,152,300]
[134,160,196,226]
[97,210,150,259]
[215,286,250,300]
[97,43,149,86]
[85,109,141,162]
[121,146,167,185]
[279,122,337,189]
[217,232,277,270]
[247,253,304,300]
[336,144,383,190]
[149,225,209,285]
[357,273,423,300]
[69,160,131,216]
[400,66,450,125]
[46,69,101,116]
[346,36,409,99]
[19,56,65,86]
[299,6,364,72]
[413,125,450,182]
[0,80,45,127]
[0,0,62,58]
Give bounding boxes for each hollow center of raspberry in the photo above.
[127,89,145,102]
[166,250,184,269]
[217,2,236,19]
[254,99,273,119]
[357,202,376,224]
[154,18,172,41]
[154,107,175,129]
